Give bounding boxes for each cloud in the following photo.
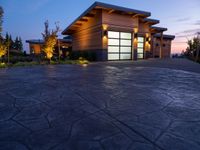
[176,28,200,35]
[194,20,200,25]
[175,17,191,22]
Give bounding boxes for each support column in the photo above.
[133,35,138,61]
[159,32,163,59]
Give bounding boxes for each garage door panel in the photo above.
[120,53,131,60]
[108,31,132,60]
[108,53,120,60]
[120,47,132,53]
[108,46,120,53]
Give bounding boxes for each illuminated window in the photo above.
[108,46,119,53]
[120,54,131,59]
[120,40,132,46]
[121,32,132,39]
[108,53,119,60]
[108,31,132,60]
[137,53,144,59]
[108,39,119,46]
[108,31,119,38]
[137,37,144,59]
[138,37,144,42]
[120,47,131,53]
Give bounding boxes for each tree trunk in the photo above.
[195,46,200,62]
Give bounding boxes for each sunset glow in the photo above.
[1,0,199,54]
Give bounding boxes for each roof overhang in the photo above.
[26,40,44,44]
[142,18,160,25]
[154,33,175,40]
[150,26,168,34]
[26,39,72,44]
[62,1,151,35]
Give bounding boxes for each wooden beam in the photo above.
[132,14,140,18]
[85,13,95,17]
[160,32,163,59]
[74,23,82,26]
[79,18,88,22]
[108,9,115,14]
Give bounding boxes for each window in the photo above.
[137,37,144,59]
[108,39,119,46]
[120,47,131,53]
[120,40,132,46]
[121,32,132,39]
[108,31,132,60]
[108,53,119,60]
[108,46,119,53]
[108,31,119,38]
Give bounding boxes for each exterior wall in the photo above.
[152,38,172,58]
[102,10,138,30]
[72,10,103,51]
[102,10,140,60]
[69,9,173,61]
[29,44,42,54]
[28,43,71,55]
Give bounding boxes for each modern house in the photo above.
[62,1,175,61]
[26,37,72,56]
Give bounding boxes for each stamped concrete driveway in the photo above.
[0,58,200,150]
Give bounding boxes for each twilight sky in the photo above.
[1,0,200,53]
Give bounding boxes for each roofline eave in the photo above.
[62,1,151,35]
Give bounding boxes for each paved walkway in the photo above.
[0,58,200,150]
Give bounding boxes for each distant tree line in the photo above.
[0,5,25,64]
[184,34,200,62]
[5,33,23,52]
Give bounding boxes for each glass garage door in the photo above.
[137,37,144,59]
[108,31,132,60]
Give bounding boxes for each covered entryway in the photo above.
[108,31,132,60]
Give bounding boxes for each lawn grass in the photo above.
[0,59,89,69]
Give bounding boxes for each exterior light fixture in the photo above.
[103,30,108,37]
[146,37,151,44]
[134,33,138,38]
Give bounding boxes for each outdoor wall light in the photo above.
[134,33,138,38]
[103,30,108,37]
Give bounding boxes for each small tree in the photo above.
[19,37,23,51]
[186,35,200,62]
[0,42,7,58]
[14,36,18,50]
[42,20,59,62]
[0,6,7,62]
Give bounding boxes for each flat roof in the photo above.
[26,39,44,44]
[151,26,168,32]
[26,39,72,44]
[62,1,151,34]
[154,33,175,40]
[143,18,160,24]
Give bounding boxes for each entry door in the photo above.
[137,37,144,59]
[108,31,132,60]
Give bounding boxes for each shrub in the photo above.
[69,51,96,61]
[0,62,7,68]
